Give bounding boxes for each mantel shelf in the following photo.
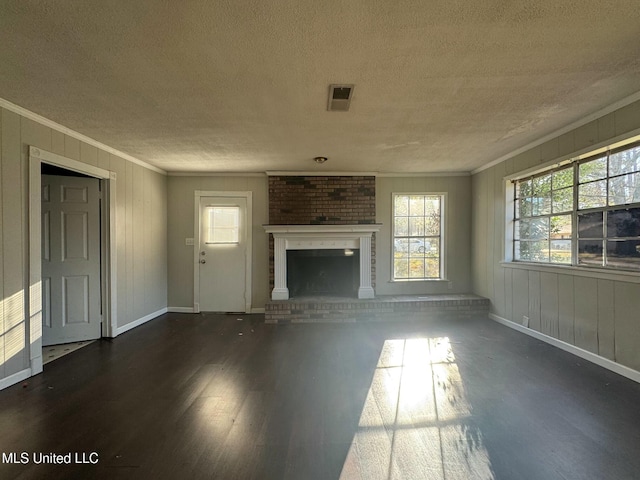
[264,224,382,235]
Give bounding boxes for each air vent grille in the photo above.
[328,84,354,111]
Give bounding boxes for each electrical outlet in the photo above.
[522,315,529,327]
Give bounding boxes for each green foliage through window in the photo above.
[512,142,640,271]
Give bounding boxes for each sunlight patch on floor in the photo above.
[340,337,494,480]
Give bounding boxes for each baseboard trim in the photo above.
[168,307,195,313]
[115,307,168,336]
[167,307,264,314]
[489,313,640,384]
[0,367,33,391]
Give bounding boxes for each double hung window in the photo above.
[393,194,444,280]
[512,142,640,271]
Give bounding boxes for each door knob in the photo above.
[199,259,206,264]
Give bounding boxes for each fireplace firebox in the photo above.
[287,249,359,297]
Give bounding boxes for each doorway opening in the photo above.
[193,191,253,313]
[40,164,102,360]
[28,147,117,375]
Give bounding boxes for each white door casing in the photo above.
[28,147,116,378]
[41,175,102,345]
[194,192,252,313]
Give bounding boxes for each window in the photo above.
[206,206,240,244]
[393,194,443,280]
[511,141,640,271]
[513,165,573,264]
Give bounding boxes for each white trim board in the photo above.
[472,90,640,175]
[0,368,33,391]
[489,313,640,384]
[29,147,119,381]
[266,171,378,177]
[115,308,168,336]
[0,97,166,175]
[377,171,470,177]
[168,172,266,177]
[170,306,264,314]
[168,307,195,313]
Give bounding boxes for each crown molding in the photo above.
[168,171,266,177]
[377,171,470,177]
[472,90,640,175]
[0,97,166,175]
[266,171,378,177]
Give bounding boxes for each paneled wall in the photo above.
[166,175,269,310]
[0,107,168,386]
[472,100,640,371]
[375,176,472,295]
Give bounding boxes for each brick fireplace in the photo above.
[265,175,379,300]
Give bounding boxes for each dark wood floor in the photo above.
[1,313,640,480]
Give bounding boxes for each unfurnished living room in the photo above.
[1,2,640,479]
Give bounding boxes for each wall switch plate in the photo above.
[185,238,194,246]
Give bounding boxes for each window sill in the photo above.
[500,261,640,283]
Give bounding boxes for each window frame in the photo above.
[391,192,446,281]
[512,164,575,265]
[508,140,640,273]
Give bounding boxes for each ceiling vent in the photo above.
[328,84,354,111]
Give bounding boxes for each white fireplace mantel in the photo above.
[264,224,382,300]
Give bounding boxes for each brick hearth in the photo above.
[264,294,489,324]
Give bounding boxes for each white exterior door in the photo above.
[41,175,101,346]
[198,196,248,312]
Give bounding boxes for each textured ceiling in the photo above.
[1,1,640,173]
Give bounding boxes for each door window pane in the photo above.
[206,206,240,243]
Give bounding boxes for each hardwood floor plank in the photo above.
[1,313,640,479]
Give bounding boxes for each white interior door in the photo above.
[42,175,101,346]
[198,196,247,312]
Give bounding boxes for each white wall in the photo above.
[375,176,472,294]
[167,175,269,310]
[472,100,640,372]
[0,107,168,388]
